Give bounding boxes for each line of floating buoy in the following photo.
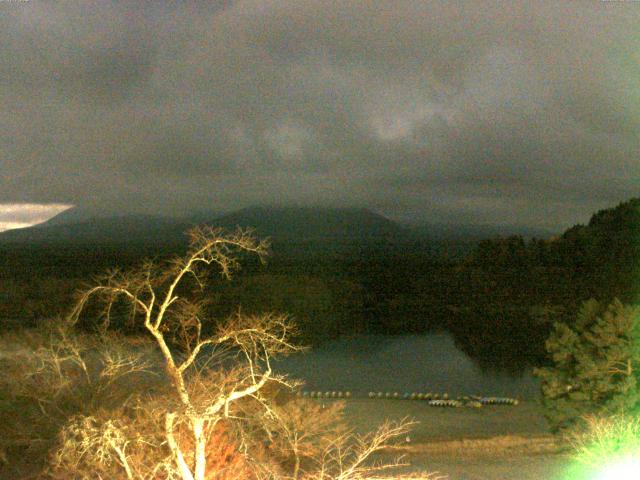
[477,396,519,406]
[296,391,352,399]
[367,392,452,401]
[295,390,518,407]
[428,399,462,407]
[368,392,449,400]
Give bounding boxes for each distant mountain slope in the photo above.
[557,197,640,298]
[572,197,640,236]
[0,202,563,247]
[405,222,555,241]
[205,206,407,240]
[462,196,640,304]
[557,197,640,257]
[0,214,189,245]
[0,206,407,246]
[185,209,224,226]
[33,206,98,227]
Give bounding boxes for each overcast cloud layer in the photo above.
[1,1,638,230]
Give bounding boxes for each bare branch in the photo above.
[50,227,435,480]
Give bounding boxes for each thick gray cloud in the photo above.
[1,0,638,230]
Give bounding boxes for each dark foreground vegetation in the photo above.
[1,198,639,373]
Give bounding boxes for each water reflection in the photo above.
[275,333,540,399]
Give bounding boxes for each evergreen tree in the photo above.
[535,298,640,432]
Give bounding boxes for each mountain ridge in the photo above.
[0,203,566,246]
[0,206,405,245]
[208,206,406,240]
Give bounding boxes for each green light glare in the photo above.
[593,456,640,480]
[561,455,640,480]
[559,414,640,480]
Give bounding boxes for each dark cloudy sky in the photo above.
[1,1,638,231]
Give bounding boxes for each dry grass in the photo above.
[386,434,566,458]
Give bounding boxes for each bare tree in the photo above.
[67,226,300,480]
[259,399,443,480]
[57,226,440,480]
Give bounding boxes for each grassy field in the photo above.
[341,398,552,440]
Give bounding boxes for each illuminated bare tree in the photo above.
[59,226,439,480]
[68,226,302,480]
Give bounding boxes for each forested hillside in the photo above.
[447,198,640,370]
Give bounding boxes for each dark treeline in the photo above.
[1,198,639,373]
[447,198,640,371]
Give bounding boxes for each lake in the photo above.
[274,333,541,399]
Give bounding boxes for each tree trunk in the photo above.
[166,412,195,480]
[192,417,206,480]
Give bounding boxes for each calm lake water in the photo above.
[274,333,541,399]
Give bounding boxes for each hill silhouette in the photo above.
[0,213,188,246]
[445,196,640,370]
[207,206,406,240]
[0,205,406,246]
[556,197,640,302]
